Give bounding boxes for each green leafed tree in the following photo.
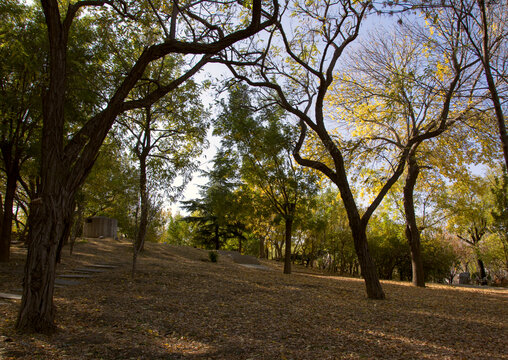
[214,84,318,274]
[17,0,278,333]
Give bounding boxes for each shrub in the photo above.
[208,251,219,263]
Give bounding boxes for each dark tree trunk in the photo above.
[214,224,220,250]
[0,140,21,262]
[403,154,425,287]
[0,168,18,262]
[477,258,487,284]
[69,200,83,256]
[259,237,266,258]
[283,216,293,274]
[16,192,75,333]
[349,219,385,299]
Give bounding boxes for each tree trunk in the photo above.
[350,221,385,299]
[69,201,83,256]
[133,152,148,277]
[214,224,220,250]
[259,236,266,258]
[403,154,425,287]
[477,258,487,284]
[0,141,21,262]
[16,192,74,333]
[0,168,18,262]
[283,216,293,274]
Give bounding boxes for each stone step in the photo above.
[0,292,22,300]
[88,264,118,269]
[55,278,81,286]
[57,274,92,279]
[74,268,106,273]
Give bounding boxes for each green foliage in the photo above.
[420,232,459,283]
[368,217,410,280]
[182,149,247,250]
[166,212,195,246]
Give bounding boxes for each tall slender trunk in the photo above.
[283,216,293,274]
[214,224,220,250]
[133,153,148,277]
[69,201,83,256]
[403,154,425,287]
[0,165,18,262]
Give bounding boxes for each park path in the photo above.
[0,263,119,303]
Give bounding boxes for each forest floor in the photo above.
[1,238,507,360]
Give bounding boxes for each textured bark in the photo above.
[16,192,74,333]
[283,216,293,274]
[350,221,386,300]
[403,154,425,287]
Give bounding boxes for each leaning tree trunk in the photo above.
[403,154,425,287]
[283,216,293,274]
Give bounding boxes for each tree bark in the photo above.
[16,192,74,333]
[0,166,18,262]
[283,216,293,274]
[0,140,21,262]
[403,153,425,287]
[477,258,487,284]
[351,224,385,299]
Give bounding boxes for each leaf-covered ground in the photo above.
[1,238,507,359]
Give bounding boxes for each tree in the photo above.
[0,2,43,262]
[489,166,508,270]
[17,0,278,333]
[182,149,246,250]
[117,57,207,276]
[328,17,477,286]
[442,175,491,284]
[450,0,508,169]
[218,0,473,298]
[215,84,317,274]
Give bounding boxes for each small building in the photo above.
[83,216,117,239]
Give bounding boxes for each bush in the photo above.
[208,251,219,263]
